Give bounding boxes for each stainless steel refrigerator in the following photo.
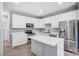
[59,20,79,54]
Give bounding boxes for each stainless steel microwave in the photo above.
[26,23,34,28]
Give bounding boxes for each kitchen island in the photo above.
[29,34,64,56]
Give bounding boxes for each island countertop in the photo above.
[28,34,64,47]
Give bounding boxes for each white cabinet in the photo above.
[58,10,77,21]
[12,14,45,28]
[12,14,26,28]
[31,40,57,56]
[31,38,64,56]
[31,40,44,55]
[43,16,59,28]
[12,32,28,47]
[12,14,36,28]
[12,10,77,28]
[34,20,45,28]
[43,10,77,28]
[52,21,58,28]
[34,23,44,28]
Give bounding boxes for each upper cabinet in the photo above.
[12,14,44,28]
[12,14,26,28]
[11,10,77,29]
[34,19,45,28]
[58,10,77,21]
[43,10,77,28]
[43,15,59,28]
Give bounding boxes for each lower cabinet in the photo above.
[12,32,28,47]
[31,40,43,55]
[31,40,57,56]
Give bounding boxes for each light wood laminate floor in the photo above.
[3,40,79,56]
[3,41,35,56]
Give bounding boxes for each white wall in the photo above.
[0,2,3,56]
[3,16,10,41]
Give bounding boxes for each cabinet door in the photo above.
[31,40,44,56]
[12,32,27,47]
[34,22,44,28]
[12,14,26,28]
[52,22,58,28]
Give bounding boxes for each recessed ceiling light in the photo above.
[40,10,43,13]
[58,2,63,4]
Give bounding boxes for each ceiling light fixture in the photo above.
[40,10,43,13]
[58,2,63,4]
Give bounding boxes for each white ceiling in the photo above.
[3,2,77,18]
